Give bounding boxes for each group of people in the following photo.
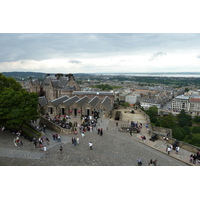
[52,133,61,142]
[190,151,200,164]
[137,157,157,166]
[71,137,79,146]
[13,136,23,148]
[33,136,50,149]
[166,144,180,155]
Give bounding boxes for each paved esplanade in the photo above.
[0,109,194,166]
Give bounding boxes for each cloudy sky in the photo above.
[1,33,200,73]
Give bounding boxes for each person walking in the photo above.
[74,138,77,146]
[148,159,153,166]
[130,131,132,137]
[89,141,93,150]
[137,157,142,166]
[43,125,46,133]
[43,145,47,154]
[100,128,103,136]
[167,146,171,155]
[59,145,63,153]
[81,132,85,138]
[77,137,79,145]
[175,146,180,154]
[153,159,157,166]
[193,154,197,164]
[57,134,61,142]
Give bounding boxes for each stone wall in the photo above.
[157,134,199,153]
[39,116,72,135]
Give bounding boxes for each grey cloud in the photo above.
[0,33,200,63]
[196,54,200,59]
[149,52,166,61]
[68,60,82,64]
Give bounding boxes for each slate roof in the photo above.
[101,96,112,110]
[32,79,40,85]
[51,80,61,88]
[59,77,69,86]
[76,96,90,106]
[88,96,101,107]
[38,96,48,107]
[51,95,69,107]
[73,91,114,96]
[62,96,79,107]
[62,85,75,92]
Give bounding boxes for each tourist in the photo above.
[82,132,85,138]
[153,159,157,166]
[57,134,61,142]
[167,146,171,155]
[44,145,47,153]
[100,128,103,136]
[142,136,146,143]
[190,154,193,163]
[175,146,180,154]
[43,125,46,133]
[130,131,132,136]
[74,138,77,146]
[60,145,63,153]
[149,159,153,166]
[137,157,142,166]
[89,141,93,150]
[193,154,197,164]
[77,137,79,145]
[46,137,49,145]
[52,134,56,141]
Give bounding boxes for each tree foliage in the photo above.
[0,74,39,129]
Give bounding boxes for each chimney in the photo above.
[55,73,63,80]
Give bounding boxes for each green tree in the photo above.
[194,115,200,123]
[121,101,130,108]
[0,73,22,91]
[177,109,192,127]
[0,86,39,130]
[172,127,186,141]
[183,126,191,135]
[160,113,176,128]
[192,126,200,134]
[145,106,158,119]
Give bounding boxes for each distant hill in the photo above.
[2,72,47,80]
[1,72,91,81]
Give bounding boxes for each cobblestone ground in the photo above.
[0,110,189,166]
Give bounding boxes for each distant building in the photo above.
[172,95,190,112]
[24,73,81,101]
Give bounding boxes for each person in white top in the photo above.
[176,146,180,154]
[44,145,47,153]
[89,142,93,150]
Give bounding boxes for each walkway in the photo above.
[0,109,198,166]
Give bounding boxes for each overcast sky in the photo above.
[1,33,200,73]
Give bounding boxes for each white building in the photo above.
[172,95,190,112]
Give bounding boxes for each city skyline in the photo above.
[1,33,200,74]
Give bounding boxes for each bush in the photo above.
[172,127,186,141]
[194,116,200,123]
[192,126,200,134]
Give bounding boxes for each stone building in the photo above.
[172,95,190,112]
[24,73,81,102]
[45,94,113,119]
[188,97,200,115]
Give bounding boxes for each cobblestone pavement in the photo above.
[0,109,197,166]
